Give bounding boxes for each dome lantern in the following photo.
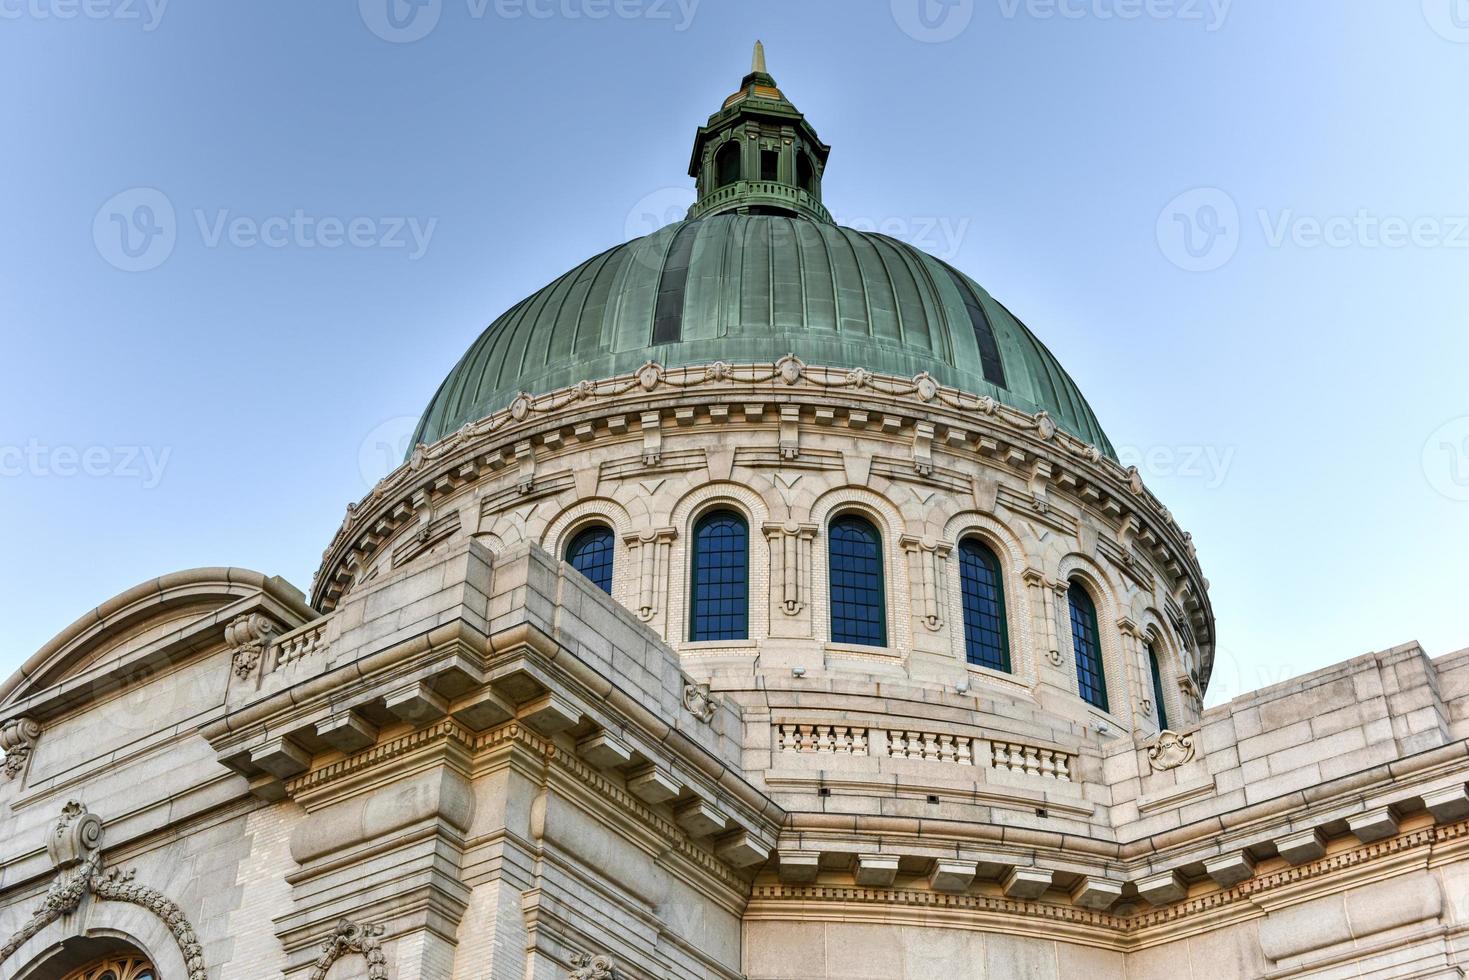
[686,42,833,223]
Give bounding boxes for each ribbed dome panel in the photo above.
[411,214,1114,456]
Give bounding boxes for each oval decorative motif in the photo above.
[637,362,663,391]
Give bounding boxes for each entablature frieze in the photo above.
[310,361,1214,682]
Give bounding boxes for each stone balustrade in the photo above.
[270,620,328,673]
[991,740,1073,781]
[775,723,1072,778]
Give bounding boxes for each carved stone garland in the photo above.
[0,801,207,980]
[310,917,389,980]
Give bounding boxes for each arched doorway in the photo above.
[60,958,156,980]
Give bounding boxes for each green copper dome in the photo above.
[411,214,1114,456]
[411,47,1114,457]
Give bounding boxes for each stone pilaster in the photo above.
[1117,617,1152,727]
[899,535,952,656]
[624,527,677,634]
[763,521,817,637]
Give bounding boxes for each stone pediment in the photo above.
[0,568,315,716]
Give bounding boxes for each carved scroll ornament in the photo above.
[570,951,618,979]
[1,717,41,779]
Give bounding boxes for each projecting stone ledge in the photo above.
[930,861,978,894]
[1001,867,1053,900]
[1204,851,1256,888]
[1071,876,1123,910]
[1276,828,1326,865]
[1136,870,1186,906]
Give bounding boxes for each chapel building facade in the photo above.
[2,47,1468,980]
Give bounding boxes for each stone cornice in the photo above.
[748,816,1467,950]
[286,717,754,898]
[311,359,1214,684]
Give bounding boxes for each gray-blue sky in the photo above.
[2,0,1466,705]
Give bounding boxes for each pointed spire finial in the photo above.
[752,40,766,75]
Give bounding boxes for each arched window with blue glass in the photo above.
[828,514,887,647]
[1068,581,1109,711]
[1147,640,1170,730]
[958,537,1010,672]
[564,524,615,595]
[689,510,749,641]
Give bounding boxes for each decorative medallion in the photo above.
[914,373,938,402]
[636,361,663,391]
[1147,730,1196,771]
[775,353,804,385]
[1034,411,1057,440]
[509,392,534,421]
[705,360,731,381]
